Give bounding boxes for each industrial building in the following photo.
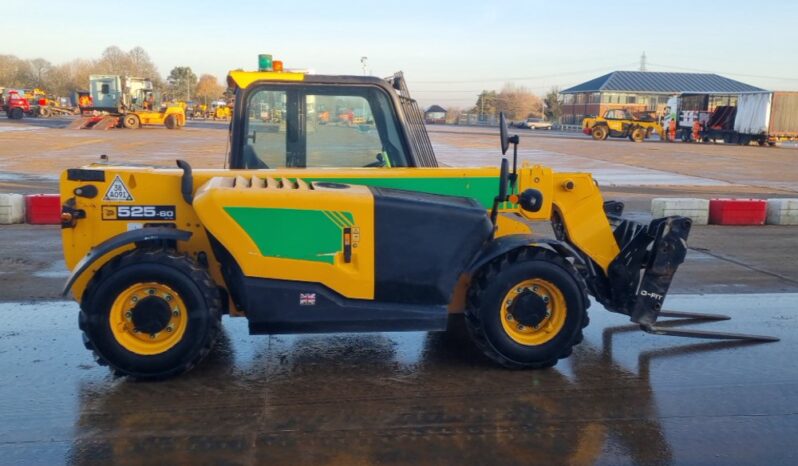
[559,71,764,124]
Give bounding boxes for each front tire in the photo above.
[9,107,23,120]
[123,114,140,129]
[465,248,587,369]
[591,126,607,141]
[79,249,221,379]
[164,114,179,129]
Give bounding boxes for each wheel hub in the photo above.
[131,296,172,334]
[508,290,549,328]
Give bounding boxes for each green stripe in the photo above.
[304,176,501,209]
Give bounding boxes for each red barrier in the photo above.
[25,194,61,225]
[709,199,767,225]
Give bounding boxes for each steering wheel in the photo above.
[242,144,269,169]
[363,153,387,168]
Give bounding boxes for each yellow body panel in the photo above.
[60,163,620,312]
[193,177,376,300]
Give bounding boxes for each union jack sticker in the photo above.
[299,293,316,306]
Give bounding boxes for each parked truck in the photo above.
[1,90,31,119]
[681,92,798,146]
[732,92,798,145]
[70,75,185,130]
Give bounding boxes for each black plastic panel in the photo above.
[371,187,493,304]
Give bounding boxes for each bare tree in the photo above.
[194,74,225,105]
[96,46,130,75]
[496,83,543,121]
[29,58,51,87]
[0,54,35,88]
[445,106,463,125]
[543,87,562,123]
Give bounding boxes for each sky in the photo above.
[5,0,798,108]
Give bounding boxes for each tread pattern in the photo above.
[78,248,222,379]
[464,247,589,369]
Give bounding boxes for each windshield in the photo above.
[242,84,409,169]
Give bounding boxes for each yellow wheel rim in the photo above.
[109,282,188,355]
[500,278,567,346]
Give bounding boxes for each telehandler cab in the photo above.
[60,59,776,379]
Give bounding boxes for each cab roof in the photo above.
[226,70,390,90]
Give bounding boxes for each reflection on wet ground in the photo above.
[0,294,796,465]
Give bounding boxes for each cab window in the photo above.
[242,85,409,168]
[245,89,287,168]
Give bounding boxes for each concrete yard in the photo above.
[1,117,797,465]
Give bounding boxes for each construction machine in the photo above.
[1,90,31,119]
[70,75,185,130]
[20,88,80,118]
[210,100,232,120]
[583,109,663,142]
[59,57,776,379]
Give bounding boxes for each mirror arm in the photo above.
[509,135,519,191]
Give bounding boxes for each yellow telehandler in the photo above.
[58,59,775,379]
[583,109,663,142]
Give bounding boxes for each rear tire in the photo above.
[591,126,607,141]
[9,107,23,120]
[465,248,588,369]
[631,127,646,143]
[79,249,221,379]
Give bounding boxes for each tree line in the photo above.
[0,46,225,103]
[443,85,562,123]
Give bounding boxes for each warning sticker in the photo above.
[103,175,134,201]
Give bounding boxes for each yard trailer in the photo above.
[676,92,798,146]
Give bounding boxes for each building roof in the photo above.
[425,104,446,113]
[561,71,765,95]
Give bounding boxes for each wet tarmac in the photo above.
[0,294,796,465]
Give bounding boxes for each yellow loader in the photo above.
[583,109,663,142]
[59,60,775,379]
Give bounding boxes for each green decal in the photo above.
[303,176,501,208]
[225,207,351,264]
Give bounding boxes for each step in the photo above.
[709,199,767,225]
[767,198,798,225]
[0,193,25,224]
[651,198,709,225]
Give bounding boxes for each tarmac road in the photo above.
[0,295,796,465]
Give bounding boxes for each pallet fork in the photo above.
[598,205,779,343]
[641,310,778,342]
